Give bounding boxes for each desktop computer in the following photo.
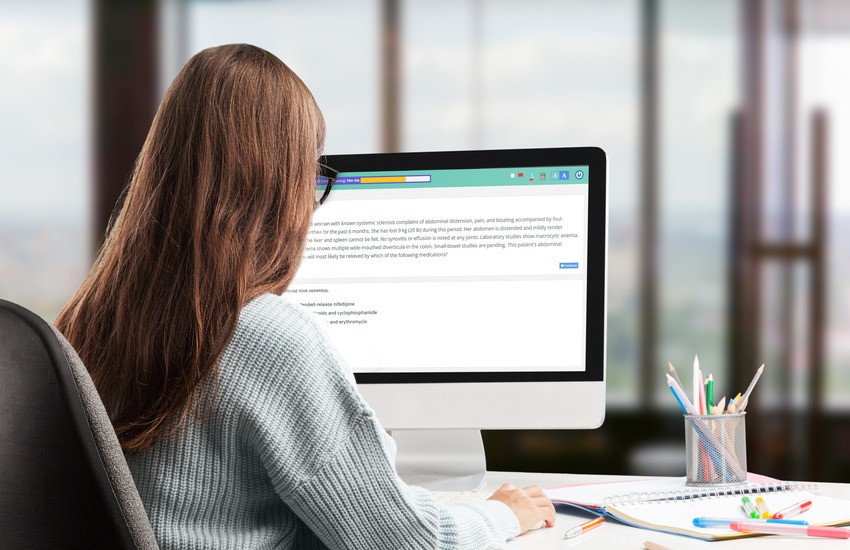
[287,147,607,490]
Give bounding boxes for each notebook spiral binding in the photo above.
[601,481,821,507]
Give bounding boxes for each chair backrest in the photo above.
[0,299,158,549]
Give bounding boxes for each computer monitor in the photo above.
[286,147,607,490]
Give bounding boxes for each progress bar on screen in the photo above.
[335,175,432,185]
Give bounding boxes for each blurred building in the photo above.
[2,0,850,482]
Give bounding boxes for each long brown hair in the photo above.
[55,44,325,452]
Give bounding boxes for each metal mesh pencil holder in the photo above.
[684,412,747,486]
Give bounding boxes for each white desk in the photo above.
[484,471,850,549]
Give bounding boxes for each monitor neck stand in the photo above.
[390,429,487,492]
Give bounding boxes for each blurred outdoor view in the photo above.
[0,1,91,317]
[3,0,850,480]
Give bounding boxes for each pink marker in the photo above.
[729,521,850,540]
[772,500,813,520]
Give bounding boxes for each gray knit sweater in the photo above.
[126,293,520,549]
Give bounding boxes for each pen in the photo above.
[728,521,850,539]
[772,500,813,520]
[706,374,714,415]
[755,496,771,519]
[741,496,759,519]
[693,517,809,528]
[563,516,604,539]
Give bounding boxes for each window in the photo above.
[402,0,641,404]
[0,0,91,320]
[186,0,381,154]
[657,0,739,403]
[801,36,850,409]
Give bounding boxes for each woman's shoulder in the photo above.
[243,290,314,319]
[220,292,358,393]
[230,293,328,351]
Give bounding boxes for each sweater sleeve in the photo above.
[232,295,520,549]
[285,414,520,550]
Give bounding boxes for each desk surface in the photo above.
[486,471,850,549]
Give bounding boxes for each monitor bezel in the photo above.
[321,146,607,385]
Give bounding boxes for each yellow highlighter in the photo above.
[756,497,771,519]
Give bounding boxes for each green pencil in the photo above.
[706,374,714,415]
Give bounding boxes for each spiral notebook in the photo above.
[546,476,850,541]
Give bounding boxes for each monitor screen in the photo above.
[286,147,606,388]
[287,147,605,488]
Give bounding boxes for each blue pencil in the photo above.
[668,381,689,413]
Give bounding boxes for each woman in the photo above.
[56,44,555,549]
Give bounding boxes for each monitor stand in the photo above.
[390,429,487,492]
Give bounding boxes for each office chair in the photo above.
[0,299,158,549]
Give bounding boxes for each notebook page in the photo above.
[609,491,850,540]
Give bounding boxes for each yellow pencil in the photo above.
[667,362,684,393]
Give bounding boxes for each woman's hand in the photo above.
[487,483,556,534]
